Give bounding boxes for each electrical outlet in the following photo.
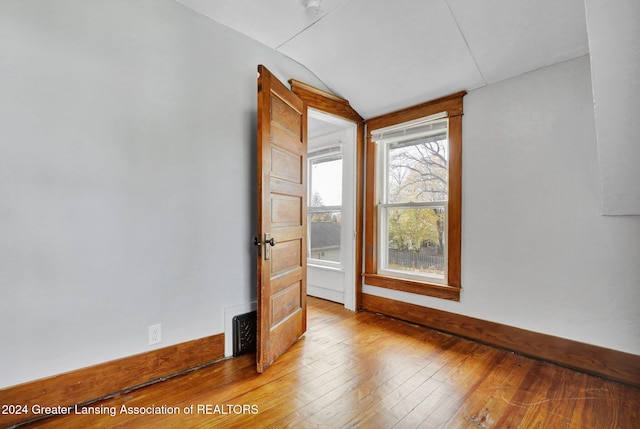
[148,324,161,345]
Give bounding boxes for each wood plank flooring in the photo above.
[17,297,640,428]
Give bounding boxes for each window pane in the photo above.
[310,157,342,207]
[308,155,342,264]
[386,132,448,204]
[309,209,341,263]
[383,207,445,277]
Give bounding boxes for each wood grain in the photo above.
[362,293,640,387]
[13,297,639,429]
[365,90,466,131]
[257,65,307,373]
[363,273,461,301]
[447,113,463,288]
[288,79,363,123]
[0,333,224,428]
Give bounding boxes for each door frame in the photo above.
[289,79,365,310]
[307,111,357,309]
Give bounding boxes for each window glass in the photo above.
[377,118,449,282]
[385,129,448,204]
[382,206,445,279]
[309,154,342,263]
[310,157,342,206]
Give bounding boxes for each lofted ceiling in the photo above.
[175,0,589,119]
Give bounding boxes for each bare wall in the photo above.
[0,0,326,388]
[585,0,640,215]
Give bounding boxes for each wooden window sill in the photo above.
[363,273,461,301]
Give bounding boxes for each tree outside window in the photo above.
[364,91,464,301]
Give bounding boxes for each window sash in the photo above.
[376,116,449,283]
[308,150,343,267]
[308,209,342,266]
[377,125,449,206]
[378,203,448,284]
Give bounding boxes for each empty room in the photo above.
[1,0,639,428]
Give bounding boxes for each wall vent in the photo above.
[232,311,257,357]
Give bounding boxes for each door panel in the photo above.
[271,240,302,274]
[271,147,302,182]
[272,283,302,325]
[271,195,302,226]
[256,65,307,373]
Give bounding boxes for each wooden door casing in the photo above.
[289,79,365,311]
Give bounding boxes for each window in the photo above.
[308,146,343,265]
[376,114,448,283]
[364,92,465,301]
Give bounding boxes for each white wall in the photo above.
[584,0,640,215]
[365,55,640,355]
[0,0,327,388]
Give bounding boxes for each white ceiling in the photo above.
[176,0,589,118]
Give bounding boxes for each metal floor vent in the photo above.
[232,310,257,357]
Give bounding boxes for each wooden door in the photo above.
[256,65,307,373]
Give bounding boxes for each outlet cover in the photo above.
[148,324,161,345]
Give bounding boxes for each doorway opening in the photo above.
[307,108,357,311]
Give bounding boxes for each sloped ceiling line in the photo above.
[442,0,487,87]
[175,0,589,119]
[275,0,354,50]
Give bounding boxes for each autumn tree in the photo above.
[386,136,447,254]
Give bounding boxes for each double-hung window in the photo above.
[364,92,464,301]
[375,114,448,283]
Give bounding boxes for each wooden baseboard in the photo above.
[362,293,640,387]
[0,333,224,428]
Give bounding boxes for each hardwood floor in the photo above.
[17,297,640,428]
